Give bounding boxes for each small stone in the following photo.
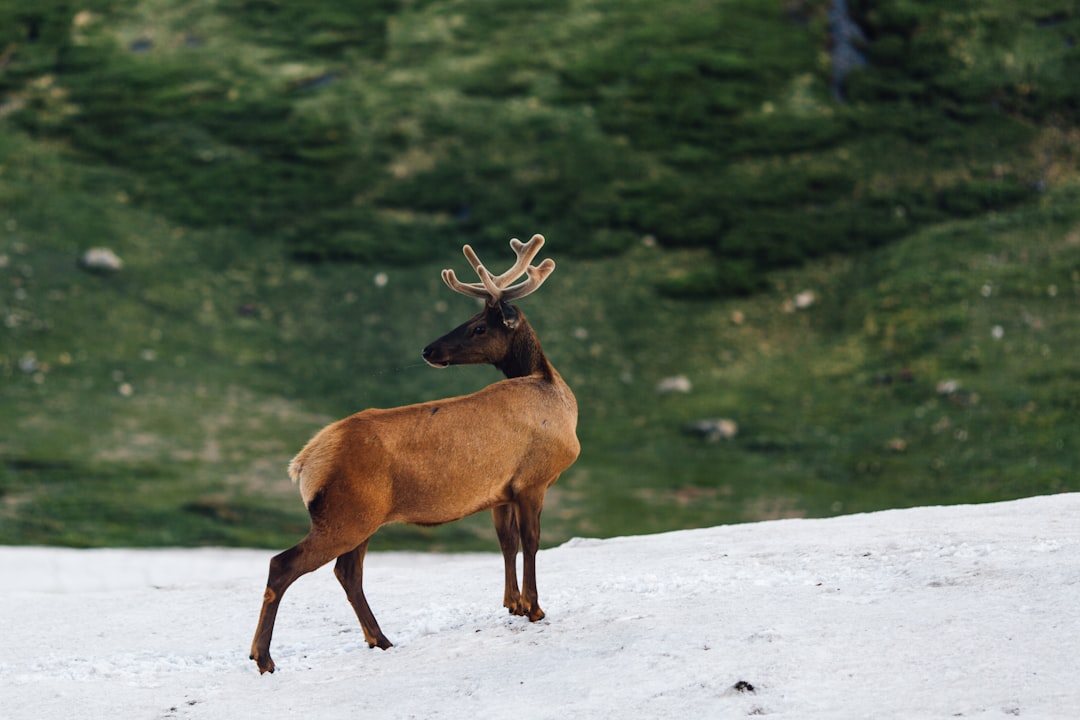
[79,248,124,273]
[656,375,691,394]
[685,418,738,442]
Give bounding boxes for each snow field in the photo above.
[2,494,1079,719]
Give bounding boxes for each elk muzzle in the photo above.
[421,344,451,368]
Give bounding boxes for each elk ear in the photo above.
[499,302,520,329]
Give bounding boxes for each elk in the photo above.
[250,234,579,674]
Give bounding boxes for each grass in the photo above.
[1,0,1078,550]
[3,140,1077,549]
[5,1,1075,288]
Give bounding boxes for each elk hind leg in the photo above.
[250,531,354,674]
[334,540,392,650]
[492,504,523,614]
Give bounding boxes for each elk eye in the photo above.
[473,325,486,336]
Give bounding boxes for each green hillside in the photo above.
[1,0,1078,549]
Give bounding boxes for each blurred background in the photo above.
[1,0,1077,550]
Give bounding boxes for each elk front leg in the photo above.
[334,541,393,650]
[492,504,522,614]
[515,493,546,622]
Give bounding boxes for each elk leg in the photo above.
[334,540,393,650]
[250,532,353,674]
[492,504,522,614]
[516,493,546,622]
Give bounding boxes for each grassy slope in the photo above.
[1,0,1078,549]
[3,138,1076,549]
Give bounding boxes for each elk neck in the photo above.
[495,318,556,382]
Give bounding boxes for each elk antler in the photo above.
[442,234,556,305]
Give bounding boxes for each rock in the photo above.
[782,290,817,313]
[79,248,124,273]
[656,375,692,394]
[794,289,816,309]
[936,379,961,395]
[685,418,738,442]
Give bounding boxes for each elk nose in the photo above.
[421,345,449,368]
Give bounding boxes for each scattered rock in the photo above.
[733,680,756,694]
[793,289,817,309]
[656,375,692,394]
[18,352,39,374]
[79,247,124,273]
[782,289,817,313]
[886,437,908,453]
[936,379,961,395]
[685,418,738,442]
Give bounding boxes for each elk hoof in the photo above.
[512,599,545,622]
[251,651,276,674]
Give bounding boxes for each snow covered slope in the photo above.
[3,494,1079,719]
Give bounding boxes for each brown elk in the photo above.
[250,234,579,674]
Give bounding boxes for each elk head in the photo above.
[422,234,555,374]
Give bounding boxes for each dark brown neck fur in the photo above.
[497,320,555,381]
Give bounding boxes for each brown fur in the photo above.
[249,242,578,674]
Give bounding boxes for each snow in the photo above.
[3,494,1079,719]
